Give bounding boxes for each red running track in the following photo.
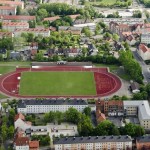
[0,66,121,98]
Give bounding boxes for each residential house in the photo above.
[88,44,98,56]
[0,32,14,39]
[126,34,136,46]
[0,49,7,59]
[2,22,29,32]
[137,44,150,60]
[96,108,106,124]
[0,1,24,9]
[68,14,80,20]
[109,22,132,36]
[124,101,150,130]
[14,127,39,150]
[136,136,150,150]
[14,113,32,131]
[14,28,50,37]
[0,15,36,22]
[53,136,132,150]
[42,0,78,5]
[141,33,150,44]
[96,99,124,117]
[43,16,60,22]
[102,18,144,25]
[64,48,81,57]
[0,6,16,15]
[130,82,140,93]
[73,19,96,32]
[10,51,21,60]
[17,99,88,114]
[59,26,81,35]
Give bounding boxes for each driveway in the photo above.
[131,47,150,83]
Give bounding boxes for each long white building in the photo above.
[53,136,132,150]
[17,99,88,114]
[124,100,150,130]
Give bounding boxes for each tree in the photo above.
[28,20,36,28]
[133,10,142,18]
[124,123,145,137]
[83,107,91,116]
[55,111,64,124]
[94,120,120,136]
[65,107,81,124]
[1,124,7,140]
[82,27,92,37]
[8,126,15,139]
[113,33,119,41]
[8,109,16,125]
[16,6,21,15]
[78,115,93,136]
[37,8,48,20]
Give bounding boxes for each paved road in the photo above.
[131,48,150,83]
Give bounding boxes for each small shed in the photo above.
[130,82,140,93]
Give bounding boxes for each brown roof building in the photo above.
[96,99,124,117]
[0,6,16,15]
[29,141,39,150]
[0,1,24,9]
[0,15,36,22]
[0,32,14,38]
[136,136,150,150]
[14,113,25,121]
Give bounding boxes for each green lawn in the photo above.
[19,72,96,96]
[0,61,30,74]
[90,0,117,5]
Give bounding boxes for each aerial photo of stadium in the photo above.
[0,62,122,98]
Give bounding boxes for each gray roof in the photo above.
[53,135,132,144]
[136,136,150,143]
[123,100,150,120]
[18,99,88,108]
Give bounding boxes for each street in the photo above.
[131,47,150,83]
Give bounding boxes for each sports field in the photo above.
[19,71,96,96]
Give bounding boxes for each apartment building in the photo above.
[137,44,150,60]
[2,22,29,32]
[0,15,36,22]
[14,28,50,37]
[141,33,150,44]
[0,6,16,15]
[96,100,124,117]
[17,99,88,114]
[0,1,24,9]
[59,26,81,35]
[124,101,150,130]
[0,32,14,39]
[136,136,150,150]
[53,136,132,150]
[101,18,144,25]
[42,0,78,5]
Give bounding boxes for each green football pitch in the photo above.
[19,71,96,96]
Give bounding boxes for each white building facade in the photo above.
[53,136,132,150]
[17,99,88,114]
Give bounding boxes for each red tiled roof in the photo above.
[2,22,29,26]
[0,31,13,37]
[139,44,150,53]
[31,50,37,55]
[0,15,35,21]
[0,6,15,10]
[126,35,134,41]
[43,16,60,21]
[14,137,29,146]
[14,28,49,32]
[14,113,25,121]
[0,1,23,6]
[68,14,80,19]
[144,23,150,28]
[29,141,39,149]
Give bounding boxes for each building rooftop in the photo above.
[14,28,49,32]
[2,22,29,26]
[18,99,88,108]
[0,1,23,6]
[14,137,29,146]
[0,15,35,20]
[0,6,15,10]
[53,135,132,144]
[136,136,150,143]
[14,113,25,121]
[139,44,150,53]
[29,141,39,149]
[124,100,150,120]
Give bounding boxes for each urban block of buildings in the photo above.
[17,99,88,114]
[53,136,132,150]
